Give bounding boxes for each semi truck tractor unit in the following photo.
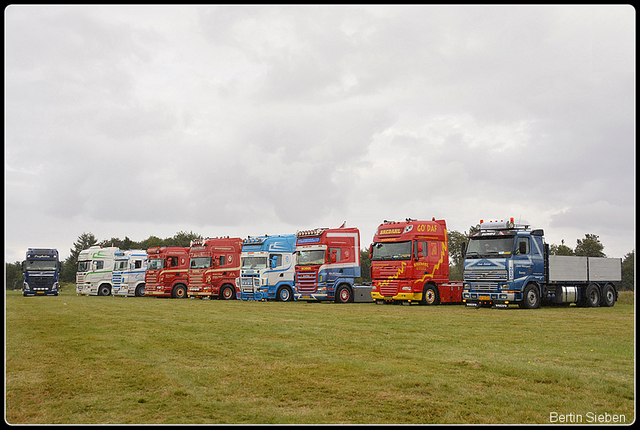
[187,237,242,299]
[112,250,148,297]
[294,225,370,303]
[463,218,621,309]
[22,248,61,296]
[370,218,462,305]
[145,247,190,298]
[237,234,297,301]
[76,246,119,296]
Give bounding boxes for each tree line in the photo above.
[5,230,635,291]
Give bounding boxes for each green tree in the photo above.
[621,250,634,291]
[448,230,468,281]
[61,232,97,282]
[549,240,575,256]
[357,249,371,284]
[5,262,24,290]
[574,234,606,257]
[170,231,203,247]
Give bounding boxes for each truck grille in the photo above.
[112,273,123,286]
[378,281,399,297]
[240,276,258,293]
[464,270,507,282]
[296,270,318,294]
[29,276,53,288]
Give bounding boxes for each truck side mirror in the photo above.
[329,250,337,263]
[461,242,467,258]
[270,256,277,269]
[368,244,373,259]
[21,261,25,272]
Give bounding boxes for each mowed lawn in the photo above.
[5,286,635,424]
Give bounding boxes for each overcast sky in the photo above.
[4,5,636,264]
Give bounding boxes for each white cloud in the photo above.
[4,5,635,263]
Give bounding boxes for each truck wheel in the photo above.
[172,284,187,299]
[219,285,235,300]
[135,284,145,297]
[98,284,111,296]
[584,283,600,307]
[335,285,352,303]
[601,284,616,307]
[277,286,293,302]
[520,284,540,309]
[422,285,440,305]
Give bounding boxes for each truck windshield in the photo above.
[296,250,325,266]
[24,260,58,271]
[114,260,128,271]
[147,259,164,270]
[190,257,211,269]
[78,260,91,272]
[371,241,411,260]
[466,237,514,258]
[242,256,267,269]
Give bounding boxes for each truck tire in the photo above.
[601,284,616,307]
[98,284,111,296]
[277,286,293,302]
[584,283,600,307]
[421,284,440,305]
[172,284,187,299]
[520,284,540,309]
[135,284,145,297]
[335,285,353,303]
[219,284,235,300]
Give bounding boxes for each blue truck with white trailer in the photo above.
[462,218,621,308]
[21,248,61,296]
[237,235,297,301]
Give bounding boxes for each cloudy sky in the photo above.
[4,5,635,264]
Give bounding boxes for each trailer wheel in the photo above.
[520,284,540,309]
[422,284,440,305]
[277,286,293,302]
[98,284,111,296]
[219,285,235,300]
[584,283,600,307]
[601,284,616,307]
[335,285,352,303]
[172,284,187,299]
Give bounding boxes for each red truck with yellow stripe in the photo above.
[370,218,462,305]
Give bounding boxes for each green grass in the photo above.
[5,285,635,424]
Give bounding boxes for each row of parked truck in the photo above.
[21,218,622,308]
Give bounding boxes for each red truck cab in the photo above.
[370,218,462,305]
[145,247,190,298]
[187,237,242,299]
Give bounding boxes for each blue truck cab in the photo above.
[463,219,545,308]
[236,234,297,301]
[21,248,61,296]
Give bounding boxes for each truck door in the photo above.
[512,236,538,290]
[267,253,281,285]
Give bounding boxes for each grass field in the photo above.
[5,285,635,424]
